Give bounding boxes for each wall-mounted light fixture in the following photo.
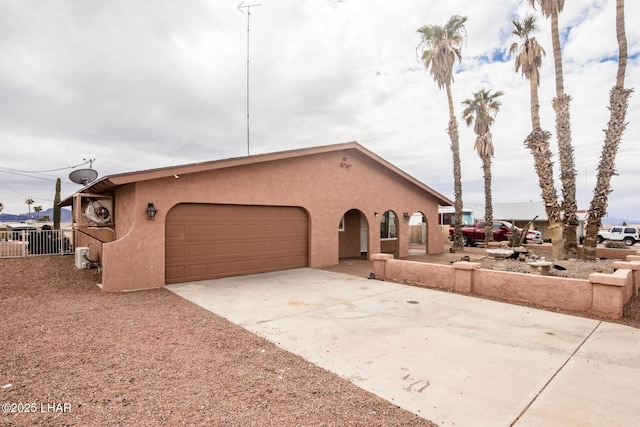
[403,212,411,222]
[146,203,158,221]
[374,212,379,217]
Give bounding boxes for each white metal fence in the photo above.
[0,229,74,258]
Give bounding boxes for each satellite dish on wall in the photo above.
[69,168,98,185]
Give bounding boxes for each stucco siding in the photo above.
[86,146,447,291]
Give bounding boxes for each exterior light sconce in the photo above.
[146,203,158,221]
[374,212,379,217]
[403,212,411,222]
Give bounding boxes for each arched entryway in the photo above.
[338,209,369,259]
[408,211,427,255]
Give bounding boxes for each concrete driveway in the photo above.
[167,268,640,427]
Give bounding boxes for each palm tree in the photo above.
[584,0,633,260]
[528,0,578,258]
[0,202,3,213]
[417,15,468,252]
[510,15,565,259]
[33,206,43,222]
[25,198,35,219]
[461,88,504,246]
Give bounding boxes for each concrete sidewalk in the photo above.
[167,268,640,426]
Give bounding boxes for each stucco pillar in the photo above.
[397,218,409,258]
[372,253,394,279]
[426,221,445,255]
[612,261,640,297]
[452,261,480,293]
[590,269,631,319]
[367,214,381,258]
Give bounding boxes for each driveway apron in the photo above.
[167,268,640,427]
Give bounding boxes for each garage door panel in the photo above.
[291,255,307,265]
[228,260,248,273]
[207,262,229,276]
[280,239,304,250]
[165,265,185,281]
[187,263,207,276]
[246,224,262,235]
[261,240,278,251]
[166,224,185,238]
[209,224,228,235]
[166,204,308,284]
[166,245,185,259]
[185,224,208,238]
[229,242,246,254]
[247,259,265,270]
[208,243,227,256]
[187,244,207,257]
[246,241,262,252]
[227,224,245,235]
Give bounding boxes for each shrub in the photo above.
[604,240,626,249]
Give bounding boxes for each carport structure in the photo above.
[61,142,452,291]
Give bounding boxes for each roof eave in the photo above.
[59,141,454,207]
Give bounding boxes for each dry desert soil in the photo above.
[2,250,639,426]
[0,256,437,427]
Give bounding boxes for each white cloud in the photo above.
[0,0,638,222]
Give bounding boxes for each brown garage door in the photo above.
[165,204,308,284]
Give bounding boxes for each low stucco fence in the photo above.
[372,252,640,320]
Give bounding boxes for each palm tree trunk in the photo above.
[529,78,541,129]
[551,11,564,95]
[449,117,464,251]
[549,9,578,259]
[524,128,565,259]
[553,94,578,258]
[482,152,493,246]
[615,0,627,88]
[526,68,564,258]
[583,86,632,259]
[446,84,464,251]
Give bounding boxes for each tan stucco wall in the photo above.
[99,183,168,290]
[376,256,640,319]
[100,148,444,291]
[74,228,114,262]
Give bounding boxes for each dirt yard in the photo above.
[2,250,639,426]
[0,256,435,427]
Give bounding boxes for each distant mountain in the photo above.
[602,217,640,226]
[0,208,72,223]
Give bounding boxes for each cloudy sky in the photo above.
[1,0,638,220]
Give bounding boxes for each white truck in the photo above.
[597,226,639,246]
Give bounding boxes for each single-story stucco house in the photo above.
[61,142,453,292]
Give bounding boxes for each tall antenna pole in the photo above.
[238,2,262,156]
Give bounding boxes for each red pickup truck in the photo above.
[449,220,519,246]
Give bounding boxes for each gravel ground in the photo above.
[0,256,436,427]
[2,250,639,426]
